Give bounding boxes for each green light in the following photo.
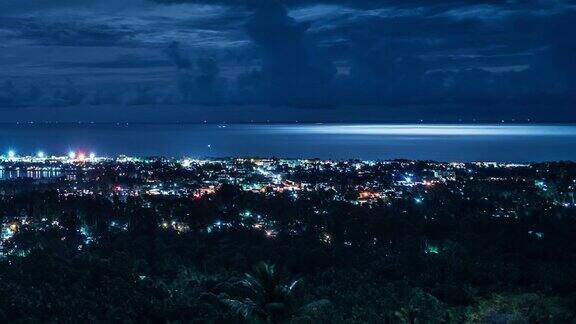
[425,244,439,254]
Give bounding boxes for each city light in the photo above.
[0,154,573,310]
[7,150,15,158]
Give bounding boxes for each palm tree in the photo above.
[221,262,329,323]
[395,306,420,324]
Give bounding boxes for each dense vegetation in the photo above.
[0,160,575,323]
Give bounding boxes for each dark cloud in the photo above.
[164,42,194,69]
[0,79,86,108]
[163,41,226,104]
[55,55,171,69]
[150,0,574,11]
[143,0,576,109]
[0,18,136,47]
[0,0,149,18]
[0,0,575,120]
[545,12,576,92]
[0,81,22,108]
[235,1,336,105]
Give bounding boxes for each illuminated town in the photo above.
[0,151,575,322]
[2,151,575,251]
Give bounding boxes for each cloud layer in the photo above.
[1,0,575,120]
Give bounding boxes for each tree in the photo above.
[221,262,329,323]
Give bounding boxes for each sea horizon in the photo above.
[1,123,575,163]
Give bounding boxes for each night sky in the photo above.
[1,0,575,122]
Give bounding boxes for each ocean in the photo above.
[0,123,575,162]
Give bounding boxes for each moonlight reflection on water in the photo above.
[0,124,575,162]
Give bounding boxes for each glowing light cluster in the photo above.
[1,150,97,161]
[68,151,97,161]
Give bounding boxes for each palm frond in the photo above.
[221,262,329,323]
[221,298,256,319]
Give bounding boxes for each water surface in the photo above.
[0,123,575,162]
